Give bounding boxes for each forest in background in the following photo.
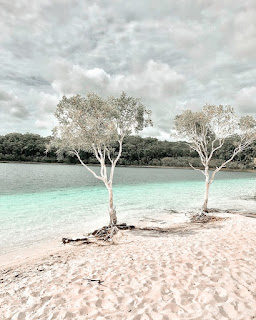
[0,132,255,169]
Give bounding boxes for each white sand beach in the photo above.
[0,214,256,320]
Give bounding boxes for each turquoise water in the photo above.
[0,163,255,255]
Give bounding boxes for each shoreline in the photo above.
[1,213,256,319]
[0,212,191,270]
[0,160,255,173]
[0,210,252,271]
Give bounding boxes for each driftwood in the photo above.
[62,223,135,245]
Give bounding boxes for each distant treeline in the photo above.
[0,133,255,169]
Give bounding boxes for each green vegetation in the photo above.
[0,133,55,163]
[0,132,255,169]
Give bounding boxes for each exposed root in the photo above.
[136,226,174,232]
[62,237,90,244]
[62,223,135,245]
[91,225,119,241]
[190,213,227,224]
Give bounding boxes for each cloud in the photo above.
[223,7,256,60]
[0,0,255,137]
[169,21,204,50]
[235,87,256,114]
[0,88,29,119]
[35,117,57,131]
[111,60,185,98]
[142,126,172,141]
[28,90,59,114]
[51,62,111,96]
[48,59,185,133]
[50,59,185,100]
[10,101,29,118]
[27,90,59,131]
[0,88,13,101]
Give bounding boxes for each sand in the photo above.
[0,214,256,319]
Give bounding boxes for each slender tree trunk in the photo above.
[107,185,117,225]
[202,166,210,213]
[202,182,210,213]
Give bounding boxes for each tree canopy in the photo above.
[50,92,152,156]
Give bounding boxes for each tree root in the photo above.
[191,214,210,223]
[136,226,174,232]
[62,237,90,244]
[62,223,135,244]
[190,213,227,223]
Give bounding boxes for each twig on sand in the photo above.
[85,279,104,285]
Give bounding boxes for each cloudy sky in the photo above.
[0,0,256,139]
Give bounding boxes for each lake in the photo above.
[0,163,255,258]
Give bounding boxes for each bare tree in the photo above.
[49,92,152,225]
[174,105,256,214]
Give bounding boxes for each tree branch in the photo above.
[190,144,206,166]
[113,138,123,167]
[210,146,241,184]
[92,145,102,163]
[105,146,114,165]
[96,147,106,180]
[109,137,124,183]
[72,149,103,181]
[189,163,206,176]
[209,138,224,160]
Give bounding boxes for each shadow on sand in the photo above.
[131,221,226,238]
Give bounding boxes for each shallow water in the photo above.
[0,163,255,256]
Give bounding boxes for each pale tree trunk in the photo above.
[202,181,210,213]
[74,138,124,226]
[107,184,117,225]
[202,165,210,213]
[201,146,245,213]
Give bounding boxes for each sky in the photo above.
[0,0,256,140]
